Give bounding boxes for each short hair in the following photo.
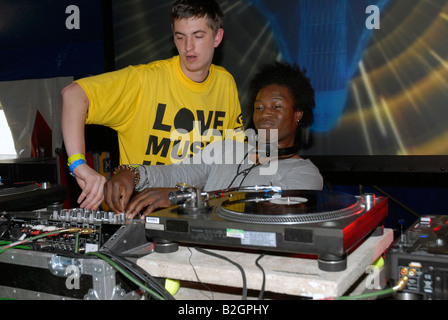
[171,0,224,35]
[248,62,315,128]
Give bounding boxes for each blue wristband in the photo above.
[69,159,86,177]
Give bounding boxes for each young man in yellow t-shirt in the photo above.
[61,0,244,210]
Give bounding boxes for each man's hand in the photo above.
[73,163,106,210]
[124,188,176,219]
[104,170,136,214]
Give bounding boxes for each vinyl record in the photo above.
[216,190,363,224]
[0,182,39,197]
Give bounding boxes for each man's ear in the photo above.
[214,28,224,48]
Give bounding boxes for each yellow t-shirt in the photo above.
[76,56,244,165]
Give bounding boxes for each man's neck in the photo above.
[180,64,210,83]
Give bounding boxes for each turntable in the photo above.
[0,180,67,211]
[144,185,388,272]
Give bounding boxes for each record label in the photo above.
[269,197,308,205]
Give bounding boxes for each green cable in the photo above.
[334,287,395,300]
[74,232,81,254]
[85,251,166,300]
[0,241,31,253]
[0,230,64,254]
[1,231,166,300]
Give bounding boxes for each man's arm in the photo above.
[61,83,106,210]
[61,83,88,159]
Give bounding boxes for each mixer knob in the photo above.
[82,209,91,222]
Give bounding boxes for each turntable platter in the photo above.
[0,182,67,211]
[216,190,364,224]
[0,183,39,197]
